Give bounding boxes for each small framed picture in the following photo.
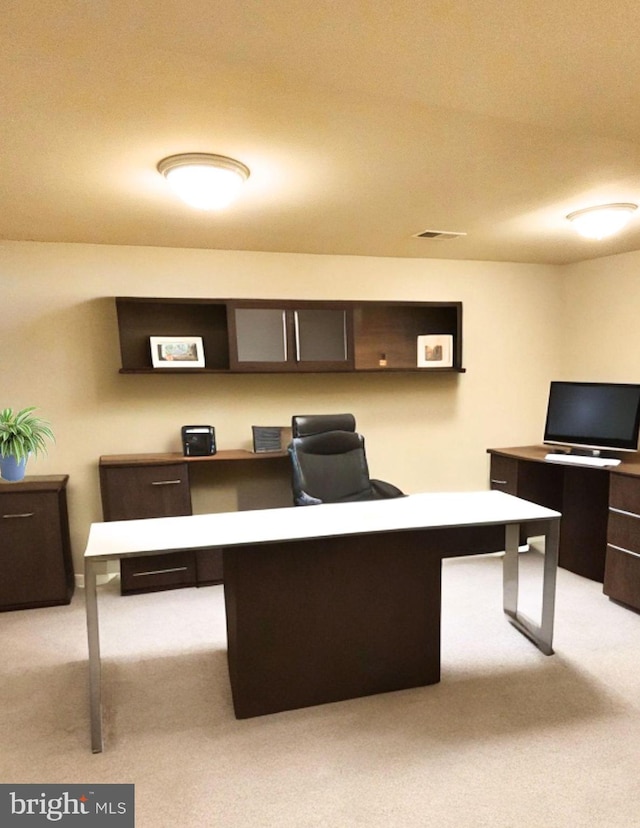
[417,334,453,368]
[150,336,205,368]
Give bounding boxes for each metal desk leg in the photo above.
[85,558,103,753]
[503,519,559,656]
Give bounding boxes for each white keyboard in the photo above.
[544,453,621,467]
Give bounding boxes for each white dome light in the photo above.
[566,203,637,240]
[157,153,250,210]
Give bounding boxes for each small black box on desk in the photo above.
[182,425,216,456]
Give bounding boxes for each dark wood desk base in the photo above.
[224,526,505,719]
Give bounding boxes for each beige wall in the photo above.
[561,249,640,383]
[1,240,564,575]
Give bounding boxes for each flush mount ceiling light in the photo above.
[566,202,638,240]
[157,153,250,210]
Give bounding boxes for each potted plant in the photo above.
[0,407,55,482]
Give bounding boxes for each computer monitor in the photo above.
[543,381,640,454]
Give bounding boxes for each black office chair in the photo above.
[288,413,405,506]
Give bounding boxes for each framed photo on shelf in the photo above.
[150,336,205,368]
[416,334,453,368]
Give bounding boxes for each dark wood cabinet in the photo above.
[0,476,74,611]
[99,460,198,594]
[229,302,353,372]
[604,472,640,611]
[99,450,288,594]
[114,297,464,374]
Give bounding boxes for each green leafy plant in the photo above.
[0,407,55,462]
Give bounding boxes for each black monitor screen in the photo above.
[543,382,640,452]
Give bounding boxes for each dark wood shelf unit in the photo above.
[116,297,230,372]
[114,297,464,374]
[353,301,463,372]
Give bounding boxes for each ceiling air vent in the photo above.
[412,229,467,239]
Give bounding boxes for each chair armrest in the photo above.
[371,479,405,499]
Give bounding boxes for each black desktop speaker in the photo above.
[181,425,216,457]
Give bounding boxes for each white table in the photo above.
[85,490,560,752]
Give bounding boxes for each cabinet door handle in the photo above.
[150,480,182,486]
[294,310,301,361]
[2,512,35,519]
[609,506,640,520]
[608,543,640,560]
[490,479,508,486]
[132,566,189,577]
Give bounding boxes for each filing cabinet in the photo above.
[604,473,640,610]
[99,458,224,595]
[0,476,74,611]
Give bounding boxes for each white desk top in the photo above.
[84,490,561,562]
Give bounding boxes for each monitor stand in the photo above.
[547,446,618,460]
[567,448,603,457]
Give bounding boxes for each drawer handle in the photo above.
[132,566,189,577]
[2,512,35,519]
[490,479,508,486]
[609,506,640,520]
[150,480,182,486]
[608,543,640,560]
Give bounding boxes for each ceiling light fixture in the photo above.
[566,202,638,240]
[157,153,250,210]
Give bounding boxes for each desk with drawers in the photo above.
[488,445,640,609]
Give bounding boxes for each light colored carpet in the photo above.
[2,550,640,827]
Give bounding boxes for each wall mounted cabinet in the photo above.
[114,297,464,374]
[229,302,353,371]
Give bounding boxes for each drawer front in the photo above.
[609,473,640,514]
[489,456,518,494]
[608,509,640,553]
[101,463,191,520]
[604,544,640,610]
[120,551,197,594]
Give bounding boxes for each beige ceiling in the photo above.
[3,0,640,264]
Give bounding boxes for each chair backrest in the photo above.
[288,414,374,505]
[291,413,356,438]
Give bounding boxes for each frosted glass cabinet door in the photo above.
[233,306,351,370]
[235,309,288,363]
[294,309,348,362]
